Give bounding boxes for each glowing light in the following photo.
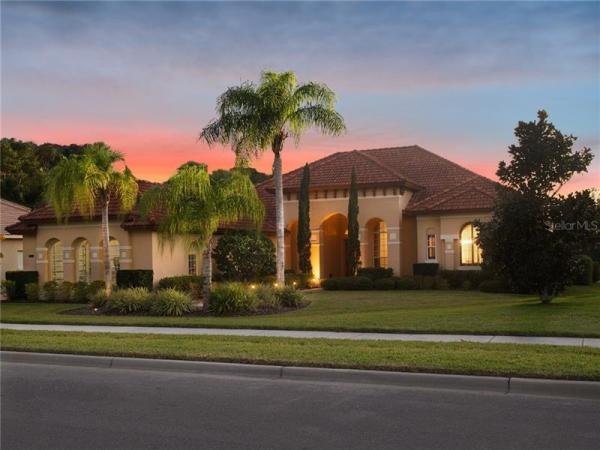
[250,284,256,289]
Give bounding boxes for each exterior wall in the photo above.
[151,234,193,282]
[0,237,24,279]
[400,216,417,276]
[283,189,413,278]
[415,212,492,270]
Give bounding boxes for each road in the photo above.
[2,361,599,450]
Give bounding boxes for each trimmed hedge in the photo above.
[321,276,373,290]
[157,275,203,293]
[393,276,418,290]
[116,270,153,290]
[5,271,38,299]
[413,263,439,276]
[440,270,492,290]
[357,267,393,281]
[373,278,395,290]
[284,272,312,289]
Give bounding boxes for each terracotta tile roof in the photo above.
[1,199,31,236]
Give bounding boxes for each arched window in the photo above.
[373,221,388,268]
[47,239,64,282]
[74,239,91,282]
[460,223,482,265]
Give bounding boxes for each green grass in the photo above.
[2,329,599,380]
[1,284,599,337]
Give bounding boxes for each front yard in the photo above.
[1,284,599,337]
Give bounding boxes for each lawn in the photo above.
[1,284,599,337]
[2,329,600,380]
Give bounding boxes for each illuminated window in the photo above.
[427,234,436,260]
[48,240,64,282]
[188,254,197,275]
[373,221,388,268]
[460,223,482,265]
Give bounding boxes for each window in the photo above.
[373,222,388,268]
[48,240,64,282]
[460,223,482,265]
[188,254,197,275]
[76,240,91,282]
[427,234,436,260]
[17,250,23,270]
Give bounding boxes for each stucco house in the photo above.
[1,199,31,280]
[6,145,496,284]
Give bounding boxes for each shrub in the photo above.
[321,278,339,290]
[56,281,74,302]
[253,285,279,310]
[151,288,193,316]
[116,270,153,290]
[594,261,600,283]
[72,282,90,303]
[87,281,106,300]
[1,280,16,300]
[572,255,594,286]
[394,276,418,290]
[157,275,204,294]
[433,276,449,290]
[358,267,393,281]
[25,283,39,301]
[440,270,492,289]
[416,275,435,290]
[274,286,305,307]
[213,230,276,281]
[208,282,257,315]
[413,263,439,276]
[5,271,38,299]
[41,281,59,302]
[284,272,312,289]
[373,278,395,290]
[479,279,510,293]
[337,276,373,290]
[106,287,152,314]
[89,291,108,309]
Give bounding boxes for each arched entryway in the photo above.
[73,238,91,282]
[320,213,348,278]
[46,238,64,282]
[286,220,299,273]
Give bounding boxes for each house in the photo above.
[1,199,31,280]
[6,145,496,284]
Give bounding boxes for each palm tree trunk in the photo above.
[101,200,112,296]
[202,237,214,309]
[273,149,285,285]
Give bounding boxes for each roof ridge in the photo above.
[355,150,423,189]
[0,198,31,212]
[408,175,480,209]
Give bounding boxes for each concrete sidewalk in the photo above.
[2,322,599,348]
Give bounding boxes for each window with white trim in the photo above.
[188,254,197,275]
[427,234,436,260]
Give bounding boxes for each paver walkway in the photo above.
[2,323,599,348]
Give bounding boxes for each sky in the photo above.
[1,1,599,191]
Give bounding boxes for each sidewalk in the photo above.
[2,323,599,348]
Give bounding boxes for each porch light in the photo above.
[250,284,256,289]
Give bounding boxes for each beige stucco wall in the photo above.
[0,237,24,280]
[415,212,492,271]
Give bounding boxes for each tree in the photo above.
[213,230,275,281]
[46,143,138,295]
[478,111,594,304]
[200,70,345,284]
[210,167,271,186]
[139,163,264,305]
[297,164,312,275]
[346,167,361,276]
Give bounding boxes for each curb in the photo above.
[2,351,599,401]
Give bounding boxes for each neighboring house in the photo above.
[258,145,497,278]
[6,145,496,284]
[1,199,31,280]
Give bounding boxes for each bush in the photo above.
[321,278,339,290]
[41,281,59,302]
[89,291,108,309]
[106,287,151,314]
[479,279,511,293]
[56,281,74,302]
[151,288,193,316]
[413,263,439,276]
[284,272,312,289]
[208,282,257,315]
[72,282,90,303]
[213,230,276,281]
[5,271,38,299]
[337,276,373,290]
[416,275,435,290]
[274,286,305,307]
[157,275,204,294]
[433,276,449,290]
[1,280,16,300]
[358,267,393,281]
[572,255,594,286]
[440,270,492,289]
[87,281,106,300]
[253,285,279,310]
[373,278,396,290]
[25,283,39,301]
[394,276,418,290]
[594,261,600,283]
[116,270,153,290]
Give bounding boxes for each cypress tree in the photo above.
[297,164,312,275]
[346,167,361,276]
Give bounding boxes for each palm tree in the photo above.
[139,162,264,305]
[46,142,138,295]
[200,71,345,284]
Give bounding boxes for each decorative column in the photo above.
[90,246,103,281]
[35,247,49,283]
[62,246,75,282]
[441,234,458,270]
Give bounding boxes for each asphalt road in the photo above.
[2,361,599,450]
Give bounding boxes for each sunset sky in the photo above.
[2,1,599,191]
